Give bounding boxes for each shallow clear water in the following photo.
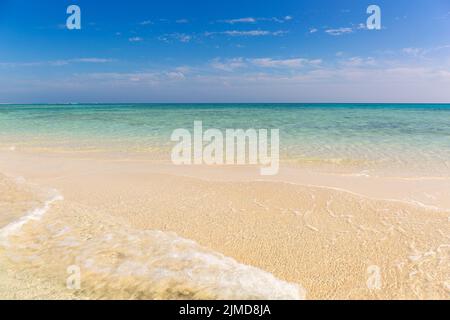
[1,103,449,174]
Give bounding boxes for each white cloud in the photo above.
[72,58,115,63]
[178,34,192,42]
[324,23,368,36]
[206,30,287,37]
[159,33,192,43]
[402,48,423,56]
[429,44,450,52]
[90,64,450,102]
[165,71,186,80]
[222,17,257,24]
[4,58,450,103]
[209,57,322,71]
[219,16,293,24]
[0,62,42,67]
[356,23,367,30]
[225,30,269,36]
[174,66,192,73]
[325,27,353,36]
[210,58,246,71]
[129,37,143,42]
[140,20,153,26]
[0,58,115,68]
[309,28,318,34]
[402,45,450,58]
[86,72,159,85]
[340,57,376,67]
[250,58,322,68]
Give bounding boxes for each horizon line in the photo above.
[2,102,450,105]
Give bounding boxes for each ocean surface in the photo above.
[1,103,450,175]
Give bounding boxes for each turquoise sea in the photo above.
[1,103,450,175]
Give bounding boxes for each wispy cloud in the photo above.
[356,23,367,30]
[433,11,450,20]
[0,62,42,68]
[129,37,143,42]
[165,71,186,80]
[206,30,287,37]
[71,58,115,63]
[210,58,246,71]
[339,57,376,67]
[4,55,450,103]
[140,20,153,26]
[324,23,367,36]
[56,61,450,103]
[250,58,322,68]
[210,57,321,71]
[402,45,450,58]
[0,58,115,68]
[219,16,293,24]
[403,47,423,57]
[84,69,188,84]
[221,17,257,24]
[139,18,190,25]
[325,27,353,36]
[158,33,192,43]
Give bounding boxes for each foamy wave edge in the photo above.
[0,191,63,246]
[0,178,305,300]
[73,228,306,300]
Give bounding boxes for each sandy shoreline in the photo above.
[0,150,449,299]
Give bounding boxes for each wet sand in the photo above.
[0,150,449,299]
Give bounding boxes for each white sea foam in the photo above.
[0,192,63,246]
[70,228,306,300]
[0,176,304,300]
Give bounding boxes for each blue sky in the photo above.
[1,0,450,103]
